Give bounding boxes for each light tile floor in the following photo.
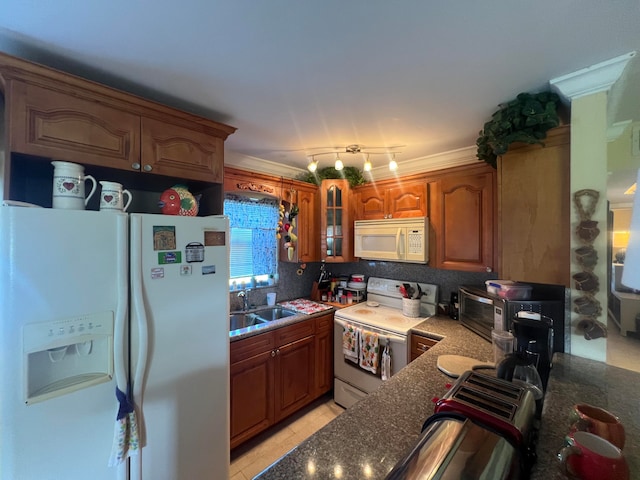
[230,394,345,480]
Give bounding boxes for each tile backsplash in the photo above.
[230,260,495,311]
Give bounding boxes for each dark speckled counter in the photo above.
[255,315,640,480]
[532,353,639,479]
[254,315,495,479]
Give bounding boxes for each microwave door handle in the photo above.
[460,288,494,305]
[396,228,402,256]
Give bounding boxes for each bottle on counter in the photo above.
[450,292,459,320]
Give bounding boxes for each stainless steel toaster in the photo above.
[385,412,525,480]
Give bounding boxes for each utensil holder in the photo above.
[402,298,421,317]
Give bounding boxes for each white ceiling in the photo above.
[1,1,639,189]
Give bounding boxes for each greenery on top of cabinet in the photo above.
[297,166,367,188]
[476,91,561,168]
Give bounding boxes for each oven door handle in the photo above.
[334,317,407,343]
[459,287,494,305]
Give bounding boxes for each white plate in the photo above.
[366,301,379,307]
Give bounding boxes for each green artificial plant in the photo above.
[297,166,367,188]
[476,91,561,168]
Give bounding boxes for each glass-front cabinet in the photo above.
[320,179,354,262]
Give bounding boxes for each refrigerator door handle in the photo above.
[130,215,149,401]
[114,213,129,394]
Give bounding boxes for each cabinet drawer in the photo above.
[231,332,275,364]
[316,313,334,332]
[410,334,439,361]
[276,320,315,346]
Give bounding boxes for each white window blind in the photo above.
[224,196,278,279]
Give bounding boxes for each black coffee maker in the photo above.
[511,311,554,390]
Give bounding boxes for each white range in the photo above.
[333,277,439,408]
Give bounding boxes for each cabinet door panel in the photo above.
[498,126,570,287]
[294,188,319,262]
[141,117,224,182]
[315,314,334,396]
[9,81,140,169]
[230,350,275,448]
[358,186,386,220]
[275,336,315,421]
[431,168,495,272]
[388,183,426,218]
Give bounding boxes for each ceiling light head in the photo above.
[388,154,398,171]
[307,157,318,172]
[334,155,344,171]
[363,154,372,172]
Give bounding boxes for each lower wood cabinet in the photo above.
[230,313,334,449]
[410,333,439,362]
[314,313,334,395]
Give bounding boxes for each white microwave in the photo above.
[354,217,428,263]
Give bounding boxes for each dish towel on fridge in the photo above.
[359,330,380,374]
[108,385,140,466]
[381,344,392,381]
[343,323,359,363]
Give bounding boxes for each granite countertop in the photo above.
[532,353,639,479]
[255,314,495,479]
[256,314,640,479]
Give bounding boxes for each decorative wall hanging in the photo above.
[571,188,607,340]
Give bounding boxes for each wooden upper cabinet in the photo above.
[355,180,426,220]
[141,117,224,183]
[498,126,570,287]
[7,81,140,170]
[430,165,496,272]
[295,186,320,262]
[0,52,235,183]
[320,179,355,262]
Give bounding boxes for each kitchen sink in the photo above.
[229,306,298,332]
[252,306,297,321]
[229,312,267,331]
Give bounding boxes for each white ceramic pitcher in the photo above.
[99,181,132,212]
[51,161,97,210]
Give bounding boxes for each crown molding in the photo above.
[224,151,306,178]
[550,51,636,101]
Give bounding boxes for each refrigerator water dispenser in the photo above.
[23,311,114,404]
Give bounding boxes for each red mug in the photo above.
[558,431,629,480]
[569,403,625,449]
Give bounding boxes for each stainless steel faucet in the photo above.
[237,290,250,311]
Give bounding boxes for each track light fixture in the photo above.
[305,144,402,172]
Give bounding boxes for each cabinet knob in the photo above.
[131,163,141,170]
[143,164,153,172]
[271,350,276,357]
[486,266,493,273]
[276,349,280,356]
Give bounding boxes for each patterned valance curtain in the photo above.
[224,195,278,278]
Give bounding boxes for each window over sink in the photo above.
[224,194,279,289]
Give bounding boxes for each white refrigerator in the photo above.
[0,206,230,480]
